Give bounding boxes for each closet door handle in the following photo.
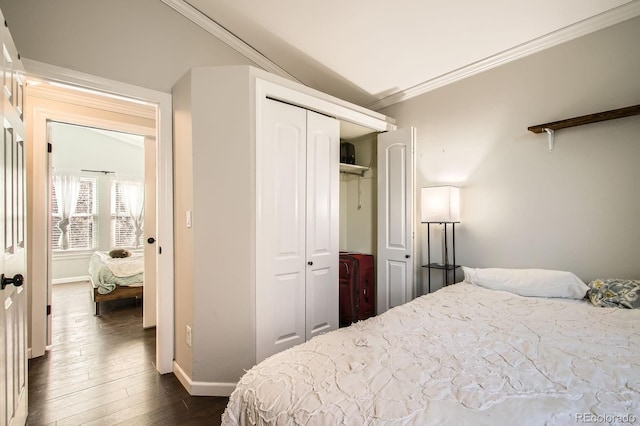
[307,261,313,266]
[147,237,156,244]
[405,254,411,259]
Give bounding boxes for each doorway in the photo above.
[24,68,174,374]
[47,122,150,330]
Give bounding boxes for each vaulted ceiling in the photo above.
[172,0,637,109]
[166,0,640,108]
[1,0,639,109]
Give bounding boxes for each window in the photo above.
[51,176,98,251]
[111,180,144,249]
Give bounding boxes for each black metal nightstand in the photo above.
[423,222,460,293]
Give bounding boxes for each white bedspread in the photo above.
[93,251,144,277]
[223,282,640,425]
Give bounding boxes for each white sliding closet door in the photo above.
[257,100,339,362]
[257,100,307,362]
[305,111,339,341]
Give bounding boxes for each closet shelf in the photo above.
[340,163,369,177]
[528,104,640,134]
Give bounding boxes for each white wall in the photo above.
[52,124,144,175]
[51,123,144,282]
[339,135,378,254]
[381,16,640,294]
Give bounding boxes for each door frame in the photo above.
[24,59,174,374]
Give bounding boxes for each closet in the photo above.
[339,128,416,314]
[171,65,413,396]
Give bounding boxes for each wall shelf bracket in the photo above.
[543,128,555,152]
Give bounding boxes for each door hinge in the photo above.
[47,143,52,153]
[46,304,51,315]
[159,246,162,255]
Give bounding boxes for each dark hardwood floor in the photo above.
[27,282,229,425]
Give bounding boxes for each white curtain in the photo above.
[122,181,144,248]
[53,172,81,250]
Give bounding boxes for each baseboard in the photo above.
[52,275,90,285]
[172,361,237,397]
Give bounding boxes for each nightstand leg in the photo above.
[427,223,431,293]
[452,223,456,284]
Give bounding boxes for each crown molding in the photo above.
[366,1,640,111]
[161,0,301,84]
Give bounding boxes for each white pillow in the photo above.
[462,267,589,299]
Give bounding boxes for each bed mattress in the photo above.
[223,282,640,424]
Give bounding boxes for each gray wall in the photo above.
[0,0,257,93]
[381,17,640,293]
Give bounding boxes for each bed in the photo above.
[222,269,640,425]
[88,251,144,315]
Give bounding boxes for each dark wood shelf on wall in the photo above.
[528,104,640,134]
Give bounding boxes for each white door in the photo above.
[143,137,157,328]
[46,126,53,347]
[256,99,307,362]
[305,111,339,340]
[1,12,28,423]
[257,101,340,361]
[377,128,415,314]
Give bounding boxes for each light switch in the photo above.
[186,210,192,228]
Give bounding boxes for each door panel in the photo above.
[386,260,408,309]
[256,99,307,362]
[272,272,305,347]
[386,145,407,248]
[377,128,415,314]
[306,267,332,337]
[16,285,26,407]
[275,128,304,255]
[305,111,339,340]
[4,297,15,423]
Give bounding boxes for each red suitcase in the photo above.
[339,255,358,326]
[339,253,375,327]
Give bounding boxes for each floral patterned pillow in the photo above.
[588,279,640,308]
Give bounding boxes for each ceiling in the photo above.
[169,0,639,109]
[1,0,638,113]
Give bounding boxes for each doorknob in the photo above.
[405,254,411,259]
[1,273,24,290]
[307,261,313,266]
[147,237,156,244]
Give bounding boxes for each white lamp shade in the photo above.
[421,186,460,222]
